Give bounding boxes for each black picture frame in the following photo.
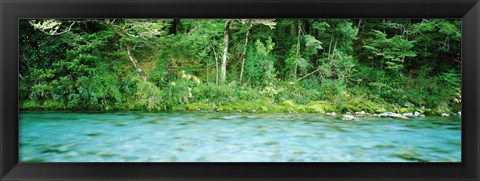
[1,0,479,180]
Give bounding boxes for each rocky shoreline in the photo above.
[339,111,461,120]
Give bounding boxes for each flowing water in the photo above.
[19,111,461,162]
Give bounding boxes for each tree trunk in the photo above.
[106,20,147,82]
[126,46,147,82]
[170,19,179,34]
[295,20,301,79]
[328,36,334,59]
[211,44,220,85]
[356,19,363,36]
[239,22,252,84]
[333,37,338,56]
[220,20,232,84]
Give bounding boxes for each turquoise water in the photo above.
[19,111,461,162]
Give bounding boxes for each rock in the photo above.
[403,112,414,117]
[326,112,336,116]
[390,113,406,119]
[414,111,421,117]
[458,112,461,116]
[380,112,396,117]
[379,112,386,116]
[421,106,425,110]
[378,112,391,117]
[404,102,415,107]
[221,115,242,120]
[342,115,355,120]
[379,112,409,119]
[355,111,366,115]
[420,115,425,117]
[441,113,450,117]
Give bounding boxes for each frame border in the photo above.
[1,0,479,180]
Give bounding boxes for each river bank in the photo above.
[20,99,461,118]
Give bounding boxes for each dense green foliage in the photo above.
[20,19,461,115]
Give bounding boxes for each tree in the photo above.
[105,19,171,82]
[363,30,416,71]
[20,18,462,114]
[220,20,232,83]
[29,19,76,36]
[239,19,277,84]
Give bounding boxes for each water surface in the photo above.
[20,111,461,162]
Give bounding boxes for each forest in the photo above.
[19,19,461,116]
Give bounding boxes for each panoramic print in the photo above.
[19,19,461,162]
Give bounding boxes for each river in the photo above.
[19,111,461,162]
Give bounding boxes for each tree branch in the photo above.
[126,46,148,82]
[297,68,321,81]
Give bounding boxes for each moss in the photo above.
[375,108,387,113]
[18,97,435,116]
[398,107,410,113]
[20,100,42,110]
[217,100,271,113]
[278,100,295,107]
[338,98,379,113]
[260,106,269,112]
[19,87,455,116]
[20,100,68,110]
[303,101,337,113]
[304,103,326,114]
[186,102,212,111]
[172,106,185,111]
